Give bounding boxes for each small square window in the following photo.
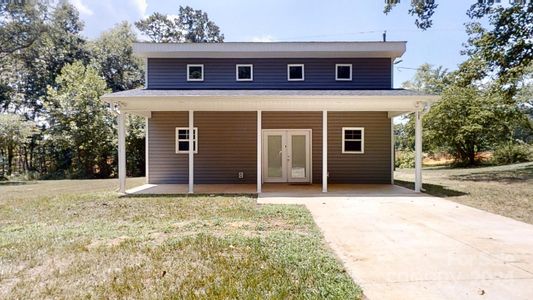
[288,64,304,81]
[342,127,364,154]
[176,127,198,153]
[187,64,204,81]
[236,64,253,81]
[336,64,352,81]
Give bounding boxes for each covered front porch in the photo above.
[103,89,438,195]
[126,183,417,197]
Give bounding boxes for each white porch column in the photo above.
[322,110,328,193]
[188,110,194,194]
[415,109,423,192]
[118,111,126,194]
[257,110,262,193]
[145,117,149,184]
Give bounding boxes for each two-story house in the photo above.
[103,42,437,194]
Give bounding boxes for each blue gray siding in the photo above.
[147,58,392,90]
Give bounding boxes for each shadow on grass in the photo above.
[0,181,36,186]
[449,165,533,183]
[395,180,468,198]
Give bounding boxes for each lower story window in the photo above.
[176,127,198,153]
[342,127,364,154]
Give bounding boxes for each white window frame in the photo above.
[176,127,198,154]
[187,64,204,82]
[287,64,305,81]
[236,64,254,81]
[342,127,364,154]
[336,64,353,81]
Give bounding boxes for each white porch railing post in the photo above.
[257,110,262,193]
[188,110,194,194]
[118,111,126,194]
[145,117,149,184]
[322,110,328,193]
[415,109,423,192]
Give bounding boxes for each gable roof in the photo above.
[133,41,407,59]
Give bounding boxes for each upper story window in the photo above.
[342,127,364,154]
[187,64,204,81]
[288,64,305,81]
[236,64,253,81]
[336,64,352,81]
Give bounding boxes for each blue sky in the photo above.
[72,0,478,87]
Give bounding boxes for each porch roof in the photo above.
[104,88,430,98]
[102,89,438,118]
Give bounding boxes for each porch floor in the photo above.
[125,183,417,197]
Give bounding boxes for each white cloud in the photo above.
[132,0,148,17]
[251,35,275,42]
[70,0,93,16]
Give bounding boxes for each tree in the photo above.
[0,0,48,56]
[135,5,224,43]
[45,62,113,178]
[0,113,36,176]
[90,21,144,92]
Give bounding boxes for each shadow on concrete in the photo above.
[394,180,468,198]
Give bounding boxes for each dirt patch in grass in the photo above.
[395,162,533,224]
[0,190,361,299]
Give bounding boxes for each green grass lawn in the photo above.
[0,180,361,299]
[395,162,533,224]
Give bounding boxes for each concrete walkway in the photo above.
[259,194,533,300]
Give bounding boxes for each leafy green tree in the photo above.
[136,5,224,43]
[0,113,36,176]
[90,21,144,92]
[45,61,113,178]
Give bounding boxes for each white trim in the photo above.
[287,64,305,81]
[132,42,407,59]
[335,64,352,81]
[322,111,328,193]
[257,111,262,193]
[118,112,126,194]
[342,127,365,154]
[391,58,394,89]
[187,64,204,81]
[188,111,194,194]
[176,127,198,154]
[390,117,395,184]
[144,58,148,88]
[236,64,253,81]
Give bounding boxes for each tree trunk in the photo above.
[7,146,13,176]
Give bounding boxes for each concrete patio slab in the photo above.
[258,195,533,300]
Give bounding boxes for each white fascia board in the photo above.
[105,95,437,113]
[133,42,407,59]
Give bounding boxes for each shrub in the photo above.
[395,150,415,168]
[491,143,533,165]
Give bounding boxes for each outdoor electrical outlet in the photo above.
[238,172,244,179]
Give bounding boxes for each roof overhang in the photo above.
[103,90,438,118]
[133,41,407,59]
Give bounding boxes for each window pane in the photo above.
[178,141,189,151]
[345,141,362,152]
[337,65,351,79]
[345,130,362,140]
[267,135,283,178]
[238,66,252,80]
[188,66,203,79]
[178,130,188,139]
[289,66,303,79]
[291,135,306,178]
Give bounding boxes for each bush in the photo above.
[395,150,415,168]
[491,143,533,165]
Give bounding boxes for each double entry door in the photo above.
[263,129,311,183]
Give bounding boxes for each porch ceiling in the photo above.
[102,89,438,115]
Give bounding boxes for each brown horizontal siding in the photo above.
[262,112,323,184]
[148,111,257,184]
[148,111,188,183]
[195,112,256,183]
[328,112,392,183]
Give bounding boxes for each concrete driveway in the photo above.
[259,193,533,300]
